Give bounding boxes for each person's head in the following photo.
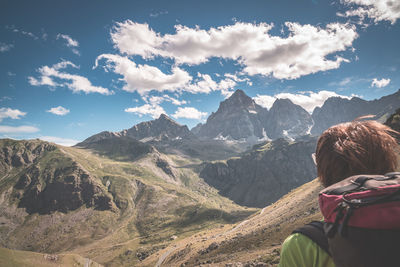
[316,120,399,187]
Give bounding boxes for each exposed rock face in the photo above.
[0,139,56,176]
[200,136,317,207]
[124,114,196,141]
[311,89,400,135]
[194,90,266,140]
[265,99,313,140]
[0,139,115,214]
[17,162,115,214]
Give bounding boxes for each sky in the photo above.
[0,0,399,146]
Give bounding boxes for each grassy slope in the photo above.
[142,178,323,266]
[0,140,256,266]
[0,247,102,267]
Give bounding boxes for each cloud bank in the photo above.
[109,20,358,79]
[0,125,39,133]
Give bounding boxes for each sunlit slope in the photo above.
[0,139,255,266]
[142,178,323,267]
[0,247,102,267]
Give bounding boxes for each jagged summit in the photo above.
[193,89,265,140]
[265,98,313,140]
[158,113,179,124]
[124,113,195,141]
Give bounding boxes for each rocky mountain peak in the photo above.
[157,113,179,124]
[125,113,195,141]
[193,89,266,140]
[265,98,313,140]
[219,89,258,112]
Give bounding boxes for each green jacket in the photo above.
[278,233,335,267]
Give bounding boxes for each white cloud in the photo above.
[146,95,187,106]
[0,43,13,52]
[125,104,166,119]
[186,73,237,97]
[29,60,112,95]
[172,107,208,120]
[57,34,80,55]
[39,136,80,146]
[0,125,39,133]
[110,20,358,79]
[340,0,400,24]
[371,78,390,88]
[6,25,39,40]
[254,90,353,112]
[0,108,26,122]
[95,54,191,95]
[47,106,70,116]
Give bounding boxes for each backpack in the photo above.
[293,172,400,267]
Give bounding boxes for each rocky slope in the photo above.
[194,89,266,141]
[311,89,400,135]
[193,89,314,141]
[142,178,323,267]
[200,136,317,207]
[265,99,313,140]
[0,139,254,266]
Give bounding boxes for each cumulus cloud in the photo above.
[0,125,39,133]
[125,104,166,119]
[39,136,80,146]
[0,42,14,53]
[172,107,208,120]
[95,54,191,95]
[47,106,70,116]
[339,0,400,25]
[0,108,26,122]
[254,90,353,112]
[57,34,80,55]
[29,60,112,95]
[95,54,239,97]
[110,20,358,79]
[186,73,237,96]
[371,78,390,88]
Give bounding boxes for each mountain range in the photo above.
[193,89,400,141]
[0,88,399,266]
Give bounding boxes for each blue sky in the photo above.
[1,0,399,145]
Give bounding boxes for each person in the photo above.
[278,119,399,267]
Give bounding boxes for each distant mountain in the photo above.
[194,89,266,141]
[123,113,196,142]
[265,98,313,140]
[200,136,317,207]
[311,89,400,135]
[193,89,313,141]
[79,114,195,148]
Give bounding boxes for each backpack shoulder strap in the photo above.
[292,221,331,256]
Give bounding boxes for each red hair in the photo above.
[316,120,399,187]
